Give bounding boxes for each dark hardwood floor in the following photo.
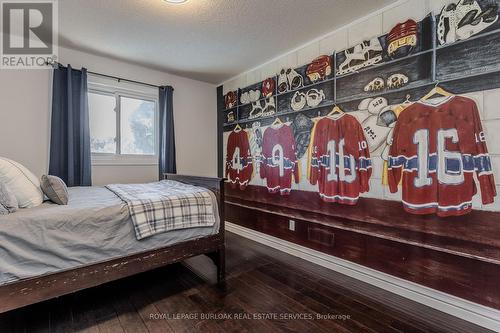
[0,232,493,333]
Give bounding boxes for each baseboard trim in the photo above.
[226,222,500,332]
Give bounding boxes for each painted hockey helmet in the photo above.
[291,113,313,159]
[358,98,373,111]
[291,91,307,111]
[227,111,235,123]
[387,19,418,59]
[306,55,332,82]
[224,91,237,109]
[306,89,325,107]
[262,78,276,98]
[376,105,398,128]
[362,112,392,152]
[367,96,388,115]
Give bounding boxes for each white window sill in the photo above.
[91,154,158,166]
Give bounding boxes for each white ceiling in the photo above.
[58,0,396,84]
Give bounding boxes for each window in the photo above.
[89,92,117,154]
[88,82,158,165]
[120,96,156,155]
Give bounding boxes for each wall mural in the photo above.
[219,0,500,311]
[222,2,499,217]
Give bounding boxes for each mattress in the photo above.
[0,186,219,286]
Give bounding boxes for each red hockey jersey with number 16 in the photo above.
[260,124,299,195]
[309,114,372,204]
[387,96,496,217]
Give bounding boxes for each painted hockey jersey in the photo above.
[225,128,253,190]
[387,96,496,217]
[309,114,372,204]
[249,122,263,176]
[382,103,412,185]
[260,124,299,195]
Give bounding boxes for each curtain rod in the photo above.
[47,61,171,90]
[87,71,163,89]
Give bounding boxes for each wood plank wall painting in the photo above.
[218,1,500,308]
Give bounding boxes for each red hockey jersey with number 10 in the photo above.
[260,124,299,195]
[388,96,496,217]
[225,128,253,190]
[309,114,372,204]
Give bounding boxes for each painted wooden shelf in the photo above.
[223,100,335,127]
[335,48,434,80]
[436,26,500,51]
[221,13,500,127]
[222,105,237,113]
[336,80,434,104]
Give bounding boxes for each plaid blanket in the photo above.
[106,180,217,240]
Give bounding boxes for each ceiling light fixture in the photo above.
[164,0,188,4]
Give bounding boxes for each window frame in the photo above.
[88,81,159,166]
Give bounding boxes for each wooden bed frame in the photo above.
[0,174,225,314]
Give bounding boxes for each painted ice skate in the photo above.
[248,101,263,119]
[337,38,383,75]
[438,0,498,45]
[456,1,498,41]
[261,98,276,117]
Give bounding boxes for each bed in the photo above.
[0,174,225,313]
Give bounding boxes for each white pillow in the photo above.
[0,157,43,208]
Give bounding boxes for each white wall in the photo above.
[221,0,500,212]
[0,45,217,185]
[0,70,51,178]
